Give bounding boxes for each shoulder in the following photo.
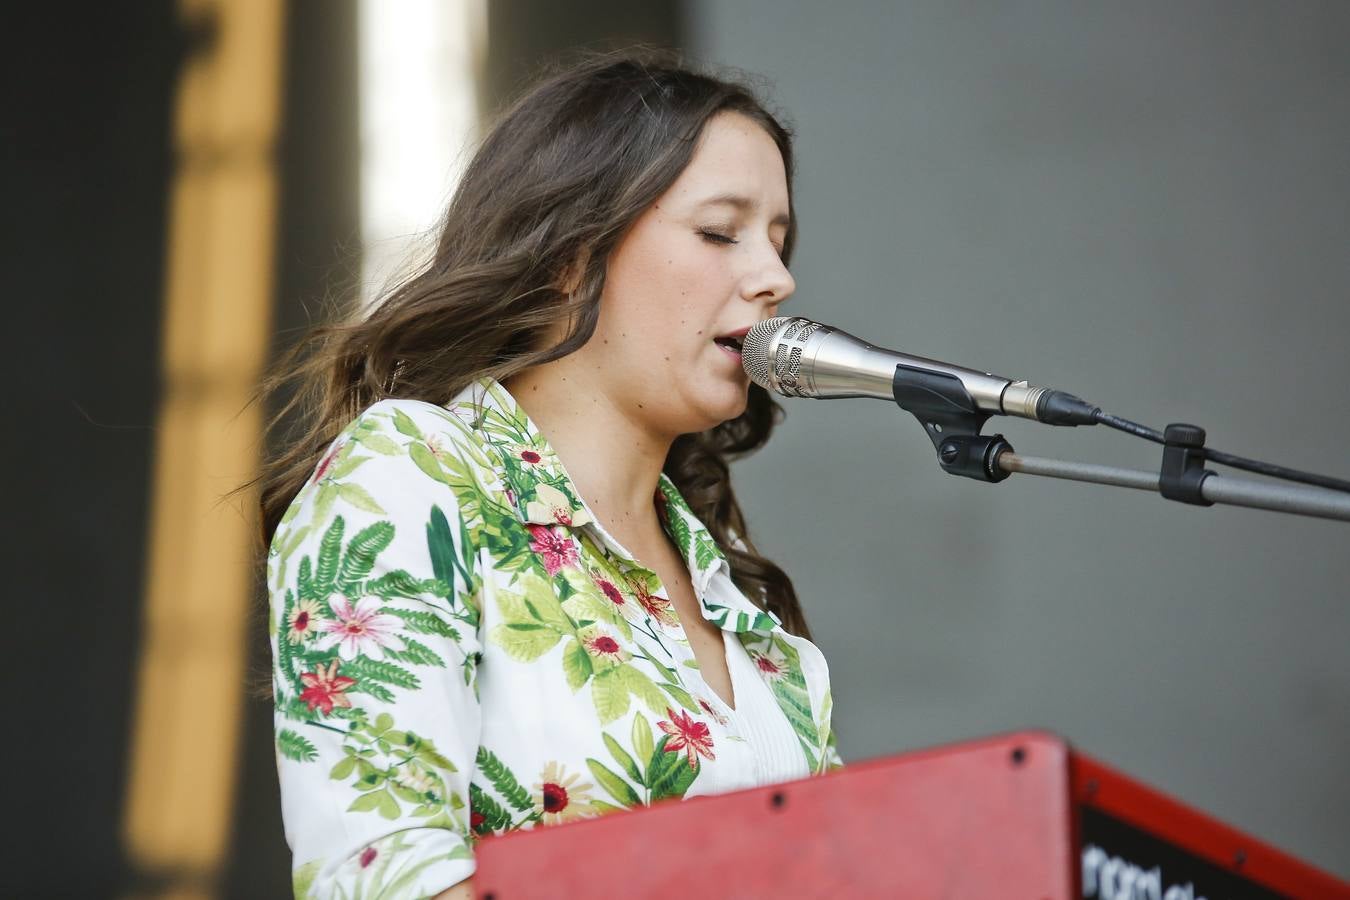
[271,397,498,550]
[353,396,482,450]
[332,394,503,475]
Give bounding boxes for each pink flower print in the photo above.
[286,598,324,644]
[316,594,406,660]
[698,697,730,726]
[424,435,449,460]
[516,448,542,465]
[752,651,786,680]
[594,575,626,609]
[580,626,630,664]
[527,524,579,576]
[298,660,355,715]
[658,707,716,770]
[628,576,679,629]
[359,846,378,868]
[531,761,595,825]
[525,482,585,528]
[314,441,344,482]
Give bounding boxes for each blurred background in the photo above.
[9,0,1348,896]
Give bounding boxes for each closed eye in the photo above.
[698,229,737,245]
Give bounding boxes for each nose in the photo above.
[741,248,795,310]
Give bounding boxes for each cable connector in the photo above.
[1035,390,1101,426]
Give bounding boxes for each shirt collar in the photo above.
[458,375,778,635]
[462,374,596,529]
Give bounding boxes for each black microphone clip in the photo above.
[891,364,1013,483]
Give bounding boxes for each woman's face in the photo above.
[588,110,796,437]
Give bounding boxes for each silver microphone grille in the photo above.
[740,315,827,396]
[740,317,791,387]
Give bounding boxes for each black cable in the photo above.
[1202,448,1350,494]
[1090,409,1350,495]
[1092,411,1164,444]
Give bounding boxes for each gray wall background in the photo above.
[690,1,1350,878]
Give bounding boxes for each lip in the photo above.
[712,325,752,368]
[715,341,743,364]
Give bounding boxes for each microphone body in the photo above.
[740,316,1097,426]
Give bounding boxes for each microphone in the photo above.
[740,316,1099,427]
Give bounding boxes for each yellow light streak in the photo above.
[122,0,283,890]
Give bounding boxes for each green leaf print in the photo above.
[385,607,457,637]
[387,637,446,668]
[313,482,338,523]
[647,734,700,801]
[409,442,455,487]
[297,556,314,601]
[276,591,299,691]
[618,665,669,715]
[590,668,630,724]
[490,623,562,662]
[378,837,457,897]
[664,504,693,558]
[329,454,369,480]
[366,571,446,602]
[337,521,395,588]
[432,445,477,486]
[476,747,533,812]
[470,782,511,832]
[560,575,634,641]
[358,433,401,456]
[292,859,320,900]
[425,505,458,589]
[349,787,401,819]
[342,656,421,692]
[586,758,641,808]
[638,651,678,684]
[693,529,723,571]
[561,639,592,691]
[391,407,424,439]
[456,512,478,594]
[337,481,387,514]
[279,523,311,562]
[657,681,700,713]
[816,688,836,772]
[603,732,642,784]
[314,516,345,597]
[330,753,357,781]
[277,728,318,762]
[631,715,654,770]
[517,573,573,634]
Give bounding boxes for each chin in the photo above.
[696,380,751,428]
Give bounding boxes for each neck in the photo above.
[502,359,672,544]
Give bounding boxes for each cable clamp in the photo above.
[1159,423,1214,506]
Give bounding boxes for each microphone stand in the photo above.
[889,367,1350,523]
[994,448,1350,523]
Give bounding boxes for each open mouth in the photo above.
[713,334,744,355]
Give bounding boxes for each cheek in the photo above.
[604,258,718,342]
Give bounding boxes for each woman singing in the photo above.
[258,49,841,898]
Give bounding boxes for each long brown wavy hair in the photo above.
[251,47,811,638]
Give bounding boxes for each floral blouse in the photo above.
[268,375,841,898]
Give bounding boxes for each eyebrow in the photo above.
[695,192,792,228]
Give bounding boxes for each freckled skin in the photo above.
[498,112,796,712]
[516,110,794,436]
